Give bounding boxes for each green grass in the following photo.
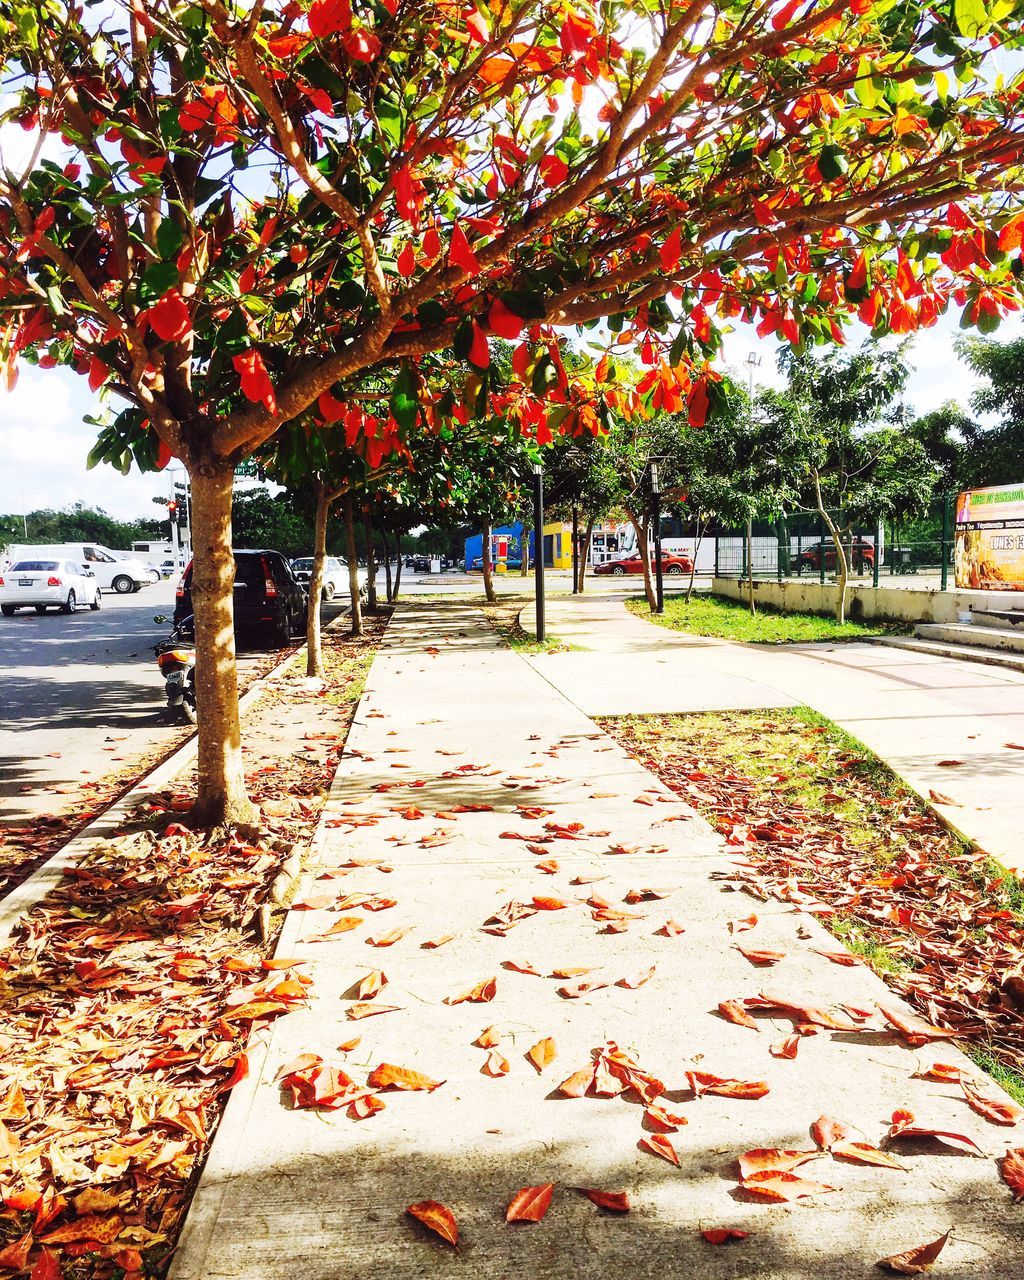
[829,917,913,974]
[481,597,582,654]
[627,592,908,644]
[965,1047,1024,1106]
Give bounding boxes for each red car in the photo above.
[793,540,874,572]
[594,552,694,576]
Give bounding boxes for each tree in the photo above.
[545,430,620,592]
[957,334,1024,485]
[766,344,938,621]
[4,2,1024,822]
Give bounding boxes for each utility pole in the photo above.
[533,463,545,643]
[650,460,664,614]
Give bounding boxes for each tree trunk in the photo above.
[343,493,363,637]
[481,521,496,603]
[381,526,393,603]
[814,470,848,624]
[685,513,704,604]
[391,550,402,603]
[577,514,596,592]
[187,466,259,827]
[745,517,756,616]
[363,506,378,614]
[520,518,530,576]
[626,506,656,610]
[306,483,333,680]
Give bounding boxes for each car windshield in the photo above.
[11,560,58,571]
[293,559,313,569]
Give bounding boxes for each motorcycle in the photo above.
[153,613,196,722]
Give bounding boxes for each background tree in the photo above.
[545,430,620,592]
[4,0,1024,822]
[957,334,1024,486]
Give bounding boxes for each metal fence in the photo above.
[710,496,956,590]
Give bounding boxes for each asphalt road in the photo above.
[0,580,346,826]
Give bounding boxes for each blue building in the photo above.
[464,523,525,571]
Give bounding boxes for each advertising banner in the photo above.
[954,484,1024,591]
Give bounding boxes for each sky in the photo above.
[1,307,1021,524]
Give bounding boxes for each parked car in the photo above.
[470,556,522,571]
[594,551,694,576]
[291,556,344,600]
[110,549,161,583]
[0,558,102,615]
[792,540,875,573]
[412,556,432,572]
[174,550,306,647]
[3,542,151,593]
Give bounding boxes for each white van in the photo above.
[3,544,153,593]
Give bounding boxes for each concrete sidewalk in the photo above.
[173,601,1021,1279]
[525,594,1024,873]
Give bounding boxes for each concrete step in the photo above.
[970,607,1024,629]
[872,633,1024,675]
[915,621,1024,653]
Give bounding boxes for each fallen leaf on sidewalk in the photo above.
[735,945,785,966]
[503,960,541,976]
[832,1141,905,1169]
[366,928,410,947]
[483,1050,510,1077]
[887,1110,983,1155]
[367,1063,444,1092]
[814,948,863,966]
[960,1079,1024,1126]
[346,1002,401,1020]
[656,919,686,936]
[357,970,387,1000]
[580,1189,629,1212]
[527,1038,557,1072]
[421,934,454,949]
[616,965,656,989]
[770,1034,800,1058]
[876,1230,949,1274]
[645,1103,688,1131]
[446,977,497,1004]
[506,1184,554,1222]
[532,896,571,911]
[1001,1148,1024,1199]
[914,1062,965,1084]
[877,1004,958,1046]
[557,1064,596,1097]
[739,1171,836,1201]
[927,789,959,806]
[811,1116,851,1149]
[718,1000,758,1030]
[407,1200,458,1246]
[639,1133,679,1165]
[736,1149,821,1179]
[687,1072,769,1100]
[702,1228,749,1245]
[729,914,758,933]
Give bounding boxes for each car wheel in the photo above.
[667,564,684,574]
[321,582,333,601]
[612,565,626,575]
[1,604,15,617]
[34,604,48,614]
[90,590,102,611]
[112,574,133,594]
[61,590,77,615]
[273,610,291,647]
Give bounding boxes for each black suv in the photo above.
[174,550,306,648]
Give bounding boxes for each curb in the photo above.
[167,613,384,1280]
[0,612,348,948]
[870,633,1024,676]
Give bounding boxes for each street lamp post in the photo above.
[650,460,664,614]
[533,462,545,643]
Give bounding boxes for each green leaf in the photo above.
[453,317,474,361]
[500,288,547,320]
[954,0,990,36]
[817,145,848,182]
[156,220,185,261]
[390,364,419,430]
[139,260,180,303]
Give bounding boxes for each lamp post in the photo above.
[533,462,545,642]
[650,460,664,614]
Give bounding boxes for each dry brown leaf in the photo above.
[736,1149,821,1179]
[1001,1148,1024,1200]
[483,1049,510,1077]
[527,1037,557,1073]
[367,1063,444,1091]
[357,970,387,1000]
[687,1071,769,1100]
[887,1109,983,1155]
[960,1078,1024,1127]
[639,1133,679,1166]
[876,1230,950,1274]
[506,1184,554,1222]
[739,1170,836,1201]
[811,1116,851,1149]
[832,1141,905,1169]
[719,1000,758,1030]
[407,1200,458,1246]
[702,1228,750,1245]
[447,977,497,1004]
[580,1188,629,1212]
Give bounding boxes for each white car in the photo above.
[111,549,161,583]
[291,556,344,600]
[0,558,102,615]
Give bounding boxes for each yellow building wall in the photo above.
[542,521,574,569]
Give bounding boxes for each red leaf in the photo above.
[557,1063,596,1097]
[30,1251,61,1280]
[770,1034,800,1059]
[735,945,786,966]
[581,1188,629,1212]
[1001,1148,1024,1200]
[887,1110,983,1155]
[702,1228,750,1245]
[489,297,525,339]
[539,154,568,187]
[877,1231,950,1274]
[831,1141,905,1169]
[659,226,682,271]
[232,349,277,413]
[719,1000,758,1030]
[527,1037,557,1073]
[146,290,190,342]
[484,1049,510,1076]
[308,0,353,39]
[960,1078,1024,1127]
[811,1115,850,1149]
[449,224,481,275]
[639,1133,679,1165]
[771,0,802,31]
[687,1071,769,1100]
[447,977,497,1004]
[397,242,416,277]
[407,1200,458,1246]
[645,1103,688,1131]
[740,1171,836,1201]
[616,965,655,989]
[367,1063,444,1091]
[506,1184,554,1222]
[736,1149,821,1179]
